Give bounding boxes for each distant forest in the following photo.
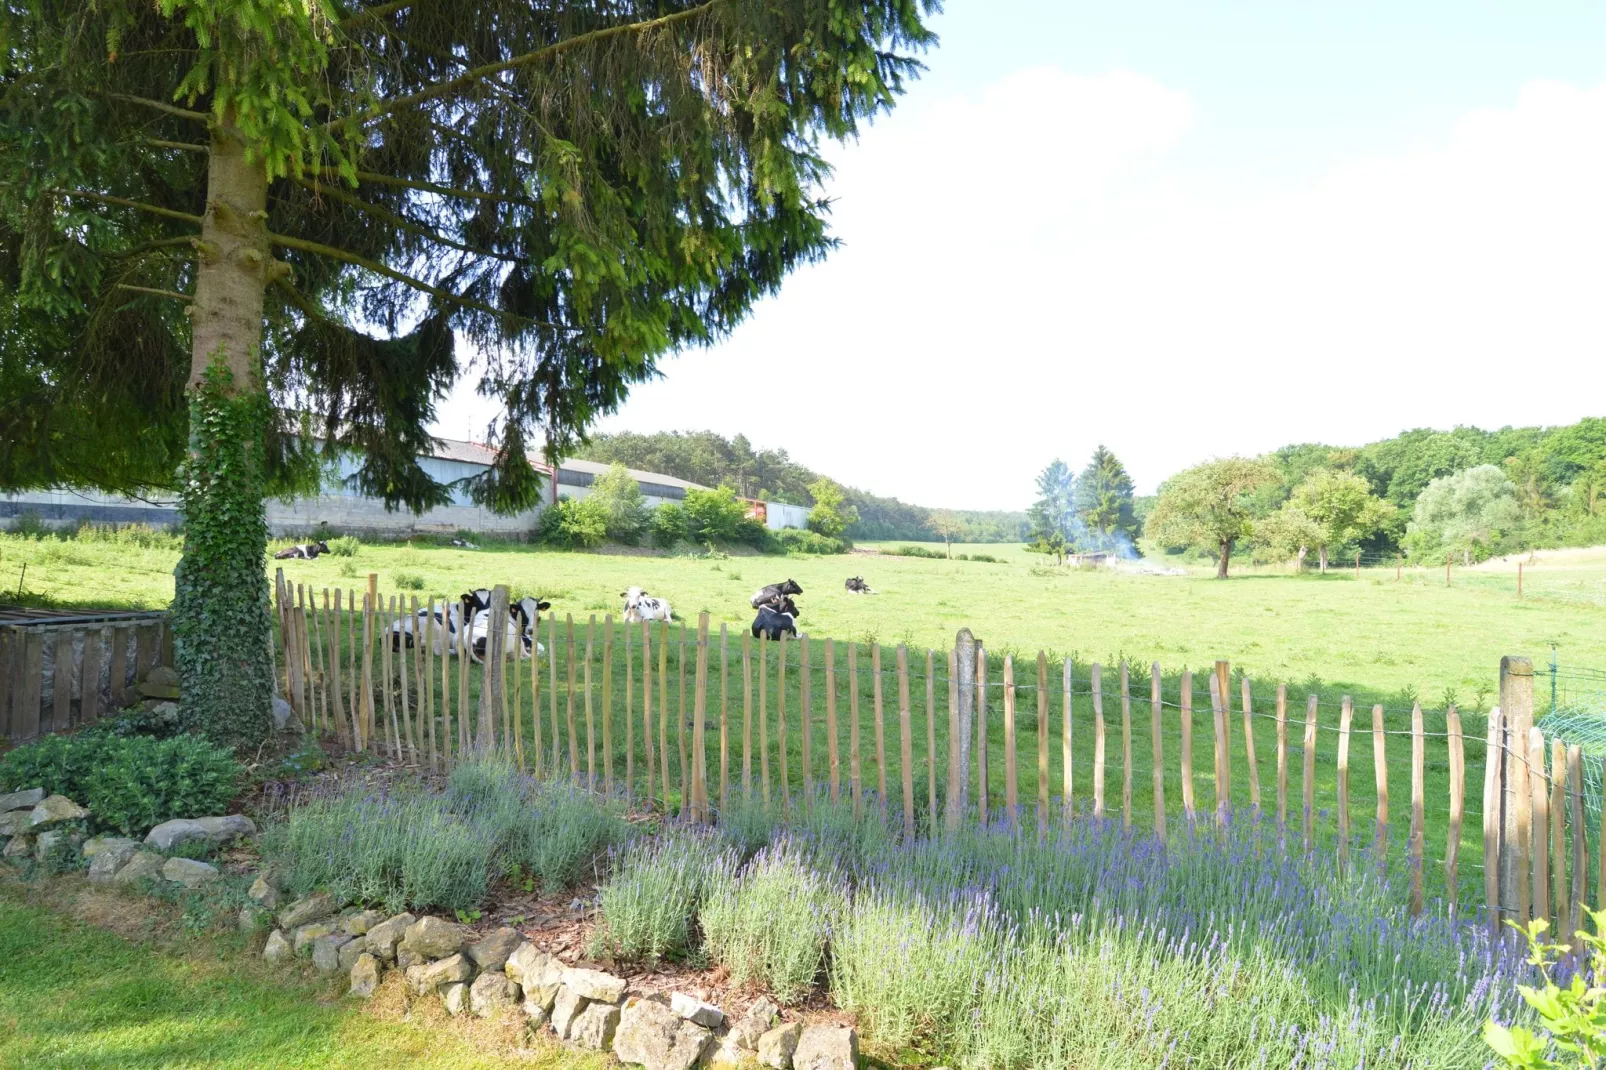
[573,430,1029,542]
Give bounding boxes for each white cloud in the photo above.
[438,72,1606,509]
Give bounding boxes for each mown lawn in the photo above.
[0,877,605,1070]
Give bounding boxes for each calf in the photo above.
[751,596,799,642]
[844,576,875,594]
[750,579,803,608]
[273,540,330,560]
[622,586,673,623]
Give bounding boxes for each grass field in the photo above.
[0,875,605,1070]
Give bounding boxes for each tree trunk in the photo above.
[171,120,276,750]
[1296,546,1308,572]
[1318,546,1328,573]
[1217,539,1231,579]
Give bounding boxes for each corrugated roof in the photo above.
[422,437,706,492]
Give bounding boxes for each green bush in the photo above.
[651,503,688,548]
[775,529,848,554]
[957,552,1001,563]
[700,841,843,1003]
[0,733,241,836]
[393,570,426,590]
[539,496,609,549]
[589,829,729,964]
[893,545,946,559]
[589,463,650,544]
[326,535,361,557]
[683,486,763,545]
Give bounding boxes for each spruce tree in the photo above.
[1074,445,1139,552]
[0,0,934,747]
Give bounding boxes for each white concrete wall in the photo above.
[764,501,811,531]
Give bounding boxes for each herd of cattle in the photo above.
[382,574,878,663]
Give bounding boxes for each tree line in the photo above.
[575,430,1029,543]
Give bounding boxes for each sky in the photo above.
[432,0,1606,511]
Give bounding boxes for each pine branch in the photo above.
[328,0,730,131]
[339,0,415,30]
[115,283,192,303]
[353,171,535,206]
[107,93,210,124]
[50,188,204,226]
[108,235,203,258]
[289,176,524,262]
[143,137,206,153]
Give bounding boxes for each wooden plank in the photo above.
[1062,659,1074,827]
[603,615,614,797]
[679,623,690,804]
[51,632,72,734]
[1372,703,1389,863]
[1483,708,1504,937]
[624,621,633,801]
[1240,677,1261,810]
[1409,702,1425,916]
[1337,696,1353,872]
[1445,706,1464,913]
[440,597,453,765]
[421,598,436,771]
[873,643,888,820]
[1551,737,1567,936]
[329,590,348,747]
[778,632,789,816]
[362,591,376,751]
[286,584,306,720]
[692,613,710,822]
[309,595,326,738]
[1569,745,1585,942]
[1002,654,1017,830]
[1180,671,1195,820]
[1502,657,1535,929]
[108,624,130,709]
[1210,666,1228,825]
[549,614,560,773]
[1274,684,1288,840]
[380,597,397,759]
[1150,662,1166,840]
[1303,695,1317,852]
[976,643,988,826]
[719,623,729,814]
[849,642,862,819]
[1528,728,1551,930]
[1119,661,1132,830]
[564,615,579,779]
[801,634,812,811]
[1,629,16,737]
[741,630,751,801]
[18,630,43,742]
[899,644,916,838]
[299,587,315,732]
[1215,660,1232,816]
[759,635,770,804]
[643,622,656,804]
[80,628,103,726]
[930,649,941,831]
[1092,663,1106,818]
[135,625,155,692]
[658,621,670,806]
[827,639,841,805]
[948,647,961,828]
[481,587,511,757]
[1512,707,1533,929]
[584,616,597,790]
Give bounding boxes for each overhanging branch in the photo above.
[115,283,192,303]
[327,0,729,132]
[339,0,415,30]
[107,93,210,125]
[50,188,204,226]
[289,176,524,262]
[353,170,535,206]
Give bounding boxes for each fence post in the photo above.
[565,616,579,778]
[1037,651,1049,835]
[1302,695,1317,853]
[584,616,597,789]
[827,639,841,805]
[1092,663,1106,818]
[899,645,916,839]
[1501,656,1536,930]
[849,642,861,820]
[1372,704,1388,864]
[1241,677,1261,810]
[778,632,789,816]
[759,636,770,805]
[1409,702,1425,915]
[692,613,710,823]
[801,633,812,812]
[1445,705,1464,913]
[976,643,988,826]
[1550,737,1567,937]
[549,615,560,773]
[719,624,729,814]
[1210,668,1228,826]
[1568,744,1584,940]
[1062,660,1074,827]
[1275,685,1288,843]
[1180,671,1195,821]
[930,650,940,833]
[948,648,961,830]
[1337,696,1353,872]
[1002,654,1017,832]
[741,630,751,801]
[1483,707,1505,936]
[1528,728,1550,930]
[1151,662,1166,841]
[679,623,690,807]
[623,622,633,802]
[1120,660,1132,830]
[873,643,887,821]
[955,629,976,815]
[1215,661,1233,810]
[477,587,509,757]
[642,622,655,805]
[602,616,614,798]
[657,621,670,808]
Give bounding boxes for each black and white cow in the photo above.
[390,602,466,654]
[459,589,552,660]
[751,595,800,641]
[273,540,330,560]
[750,579,803,609]
[844,576,875,594]
[622,586,673,623]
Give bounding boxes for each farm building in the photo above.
[0,437,810,538]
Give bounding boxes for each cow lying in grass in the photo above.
[750,579,803,609]
[390,591,550,660]
[844,575,875,594]
[273,540,329,560]
[751,596,800,641]
[622,587,673,623]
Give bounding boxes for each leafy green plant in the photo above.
[700,840,842,1003]
[326,536,361,557]
[589,463,650,544]
[0,732,241,836]
[651,503,688,549]
[393,570,426,590]
[775,528,847,554]
[538,496,609,549]
[1485,915,1606,1068]
[589,829,729,964]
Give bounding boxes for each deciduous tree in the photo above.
[1027,458,1076,563]
[1405,465,1522,566]
[1147,457,1279,578]
[807,478,858,540]
[1284,469,1393,572]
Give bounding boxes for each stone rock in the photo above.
[442,982,469,1017]
[671,992,724,1029]
[506,943,565,1011]
[466,926,522,971]
[414,953,473,995]
[311,934,351,974]
[758,1023,802,1070]
[161,856,221,888]
[0,811,32,837]
[349,953,380,999]
[263,930,292,963]
[338,937,367,972]
[293,921,338,955]
[469,971,520,1018]
[707,1033,759,1069]
[34,829,78,862]
[792,1026,857,1070]
[83,834,136,859]
[550,986,587,1040]
[400,916,466,960]
[144,815,256,851]
[563,966,627,1004]
[247,875,281,910]
[272,695,293,731]
[138,665,180,699]
[279,892,338,930]
[0,788,44,812]
[1,834,31,859]
[28,795,89,828]
[396,948,420,970]
[365,913,416,962]
[569,1000,621,1050]
[112,850,165,884]
[340,910,386,937]
[614,997,715,1070]
[523,1002,550,1030]
[728,998,780,1051]
[404,964,429,995]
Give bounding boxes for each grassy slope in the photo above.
[0,877,605,1070]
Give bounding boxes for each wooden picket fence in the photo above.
[272,574,1598,928]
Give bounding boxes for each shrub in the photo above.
[956,552,1001,563]
[326,535,361,557]
[651,503,688,548]
[0,733,241,836]
[683,486,756,544]
[806,478,858,540]
[775,529,848,554]
[1485,915,1606,1067]
[589,463,650,544]
[892,544,945,559]
[393,570,426,590]
[590,828,729,964]
[700,840,843,1003]
[539,496,609,549]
